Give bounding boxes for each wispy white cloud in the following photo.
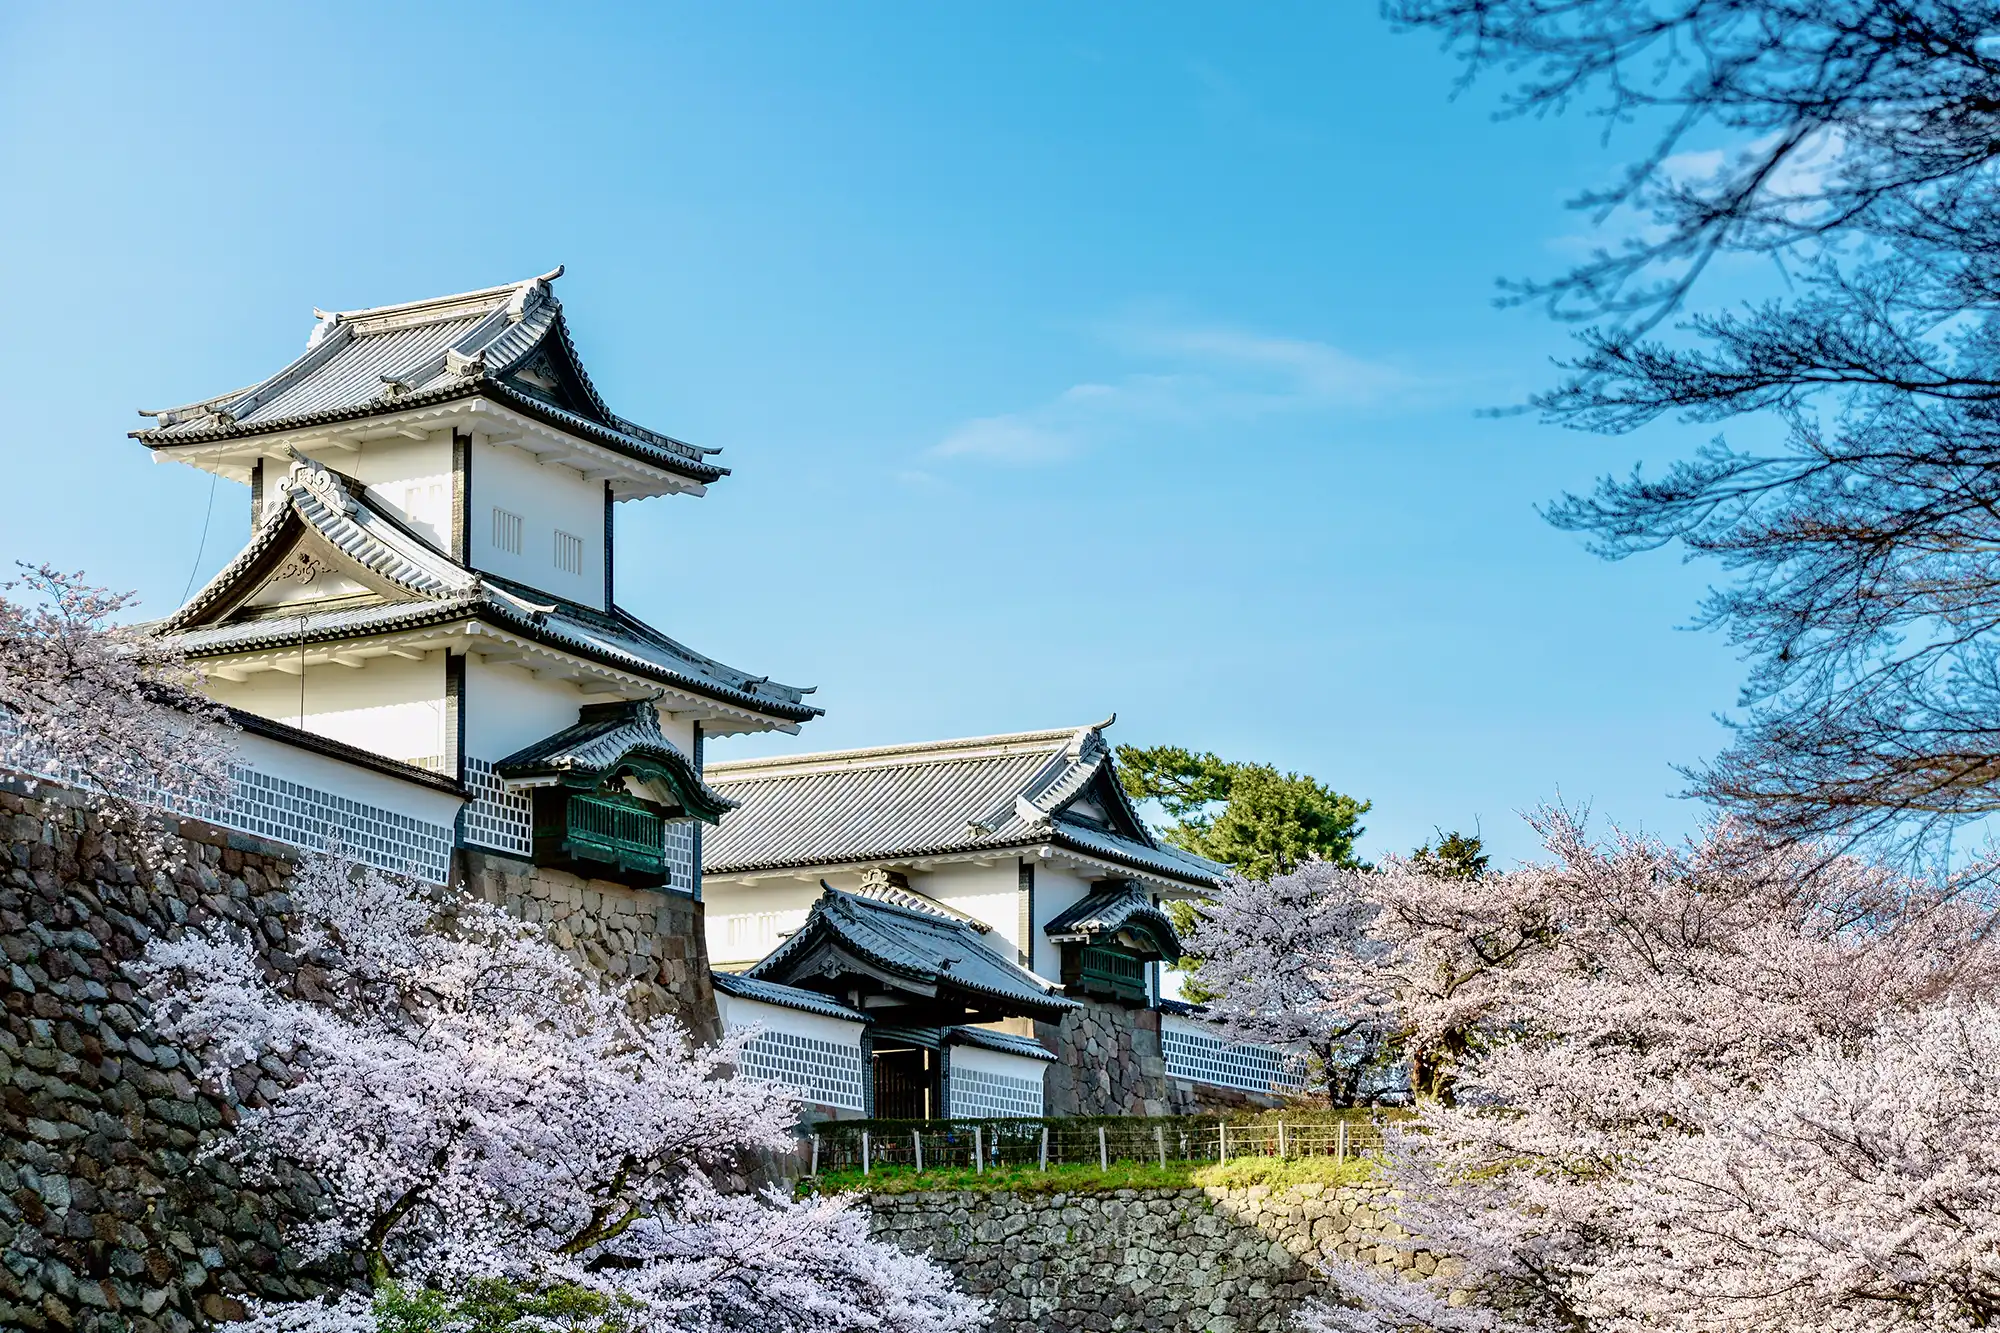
[932,321,1418,466]
[1552,128,1848,257]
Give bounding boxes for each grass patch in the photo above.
[806,1153,1376,1197]
[1191,1154,1376,1190]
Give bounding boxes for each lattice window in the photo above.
[1161,1025,1308,1095]
[460,757,532,856]
[949,1067,1044,1119]
[729,1028,867,1112]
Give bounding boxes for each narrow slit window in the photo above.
[554,529,585,575]
[492,507,523,555]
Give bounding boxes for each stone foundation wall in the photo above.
[867,1182,1440,1333]
[1039,997,1179,1116]
[460,850,718,1041]
[1,783,335,1333]
[0,781,725,1332]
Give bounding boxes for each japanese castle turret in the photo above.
[138,269,819,890]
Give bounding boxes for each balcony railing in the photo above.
[562,792,666,878]
[1077,944,1148,1004]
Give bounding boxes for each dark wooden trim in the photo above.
[603,481,615,609]
[451,429,472,564]
[691,720,703,902]
[249,458,265,528]
[1018,858,1036,970]
[444,652,466,785]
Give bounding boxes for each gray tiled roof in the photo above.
[712,972,869,1024]
[702,723,1228,890]
[1043,885,1183,962]
[132,270,724,486]
[946,1025,1058,1062]
[748,887,1078,1021]
[154,458,818,724]
[495,698,737,823]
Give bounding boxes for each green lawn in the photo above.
[806,1154,1376,1196]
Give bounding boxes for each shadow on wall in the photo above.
[867,1182,1450,1333]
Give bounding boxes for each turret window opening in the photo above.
[554,529,585,576]
[492,507,524,555]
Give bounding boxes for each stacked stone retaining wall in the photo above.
[867,1182,1443,1333]
[0,780,724,1332]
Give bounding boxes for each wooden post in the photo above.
[1039,1125,1049,1171]
[1219,1123,1229,1165]
[1278,1121,1289,1158]
[1156,1124,1167,1168]
[1337,1120,1348,1165]
[1098,1125,1108,1171]
[974,1126,984,1174]
[810,1133,820,1177]
[914,1131,924,1172]
[862,1131,871,1177]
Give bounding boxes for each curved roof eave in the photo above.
[707,827,1225,889]
[132,380,728,486]
[166,600,820,725]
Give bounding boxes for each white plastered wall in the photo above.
[703,878,820,967]
[339,433,454,550]
[469,438,604,608]
[207,653,447,763]
[922,861,1022,954]
[1026,859,1094,978]
[947,1040,1052,1085]
[464,655,597,763]
[714,992,868,1048]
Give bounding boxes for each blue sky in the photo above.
[0,3,1751,866]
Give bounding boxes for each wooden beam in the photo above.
[331,652,368,668]
[270,659,303,676]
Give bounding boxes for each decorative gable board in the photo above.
[241,545,376,611]
[199,523,412,626]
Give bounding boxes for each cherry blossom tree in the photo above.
[1184,853,1554,1104]
[0,563,231,817]
[1288,813,2000,1333]
[139,851,986,1333]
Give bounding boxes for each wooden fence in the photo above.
[801,1112,1393,1177]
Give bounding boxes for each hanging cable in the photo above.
[180,469,221,603]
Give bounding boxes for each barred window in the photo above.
[553,529,585,575]
[491,507,524,555]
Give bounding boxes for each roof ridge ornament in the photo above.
[305,308,342,350]
[444,348,486,379]
[1067,713,1116,758]
[506,265,563,323]
[285,448,352,514]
